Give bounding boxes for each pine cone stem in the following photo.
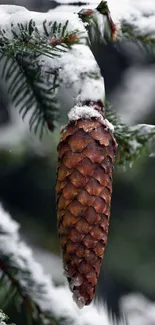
[56,102,117,307]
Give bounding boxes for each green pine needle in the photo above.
[0,310,15,325]
[120,20,155,60]
[105,102,155,168]
[0,19,82,137]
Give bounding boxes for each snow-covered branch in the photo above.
[0,204,123,325]
[0,311,14,325]
[0,4,106,132]
[0,2,155,167]
[120,293,155,325]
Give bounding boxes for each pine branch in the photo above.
[14,53,59,137]
[81,1,155,60]
[0,204,123,325]
[0,260,46,325]
[78,0,117,47]
[0,53,59,137]
[0,18,82,136]
[119,20,155,60]
[0,20,80,59]
[0,5,108,136]
[1,3,155,165]
[0,310,15,325]
[105,103,155,167]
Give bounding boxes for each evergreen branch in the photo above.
[119,20,155,60]
[0,19,82,136]
[0,20,81,59]
[0,53,59,137]
[15,53,59,137]
[0,205,56,324]
[105,103,155,167]
[0,260,46,325]
[78,0,117,47]
[0,204,122,325]
[0,310,14,325]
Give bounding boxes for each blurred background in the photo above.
[0,0,155,323]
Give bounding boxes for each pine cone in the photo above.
[56,103,117,307]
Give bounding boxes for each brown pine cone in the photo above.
[56,103,117,308]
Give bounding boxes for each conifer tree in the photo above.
[0,1,154,324]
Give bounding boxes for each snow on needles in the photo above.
[0,5,105,117]
[0,203,121,325]
[131,124,155,135]
[0,311,10,325]
[52,0,155,35]
[0,5,86,40]
[57,44,105,107]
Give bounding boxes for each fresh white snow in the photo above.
[68,105,115,132]
[0,4,107,127]
[68,105,104,121]
[0,203,122,325]
[0,1,155,131]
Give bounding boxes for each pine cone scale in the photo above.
[57,113,117,307]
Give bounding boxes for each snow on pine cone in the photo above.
[56,102,117,308]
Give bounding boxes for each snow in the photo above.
[1,1,155,130]
[52,0,155,35]
[68,105,115,132]
[131,124,155,134]
[130,124,155,155]
[0,203,122,325]
[58,44,105,107]
[120,293,155,325]
[0,2,154,141]
[32,247,65,284]
[75,75,105,103]
[129,139,141,152]
[105,119,115,132]
[38,43,105,123]
[0,2,155,322]
[0,5,106,127]
[68,105,104,121]
[0,311,9,325]
[0,206,19,234]
[2,0,155,43]
[49,0,155,126]
[0,5,87,40]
